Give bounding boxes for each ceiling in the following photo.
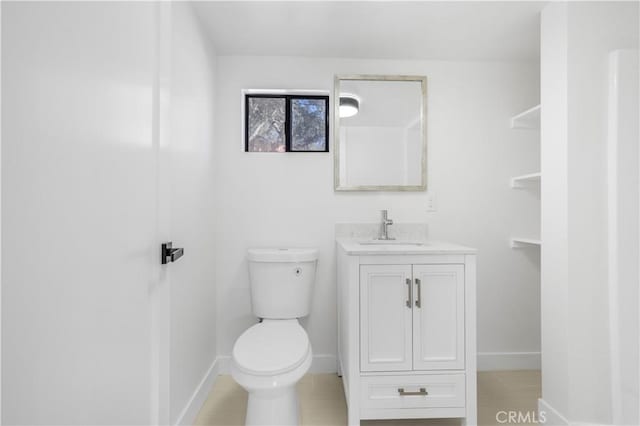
[192,1,545,62]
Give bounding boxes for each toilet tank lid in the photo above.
[248,248,318,262]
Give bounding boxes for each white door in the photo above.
[2,3,167,424]
[412,264,465,370]
[360,265,413,371]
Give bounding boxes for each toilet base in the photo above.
[246,386,299,426]
[232,348,312,426]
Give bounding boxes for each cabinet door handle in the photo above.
[405,278,412,308]
[415,278,422,308]
[398,387,428,396]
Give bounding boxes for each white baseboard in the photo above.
[217,354,337,375]
[174,358,220,426]
[220,352,540,374]
[538,398,569,426]
[217,355,231,373]
[477,351,541,371]
[310,354,338,373]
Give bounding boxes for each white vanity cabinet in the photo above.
[337,240,477,425]
[361,264,465,372]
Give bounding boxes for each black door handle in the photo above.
[161,242,184,264]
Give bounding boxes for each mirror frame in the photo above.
[333,74,427,192]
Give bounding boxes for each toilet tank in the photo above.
[247,248,318,319]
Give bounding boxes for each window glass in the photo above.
[291,98,327,151]
[246,97,286,152]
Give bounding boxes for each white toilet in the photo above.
[231,248,318,426]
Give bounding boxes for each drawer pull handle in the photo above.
[398,387,428,396]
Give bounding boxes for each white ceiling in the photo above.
[192,1,545,62]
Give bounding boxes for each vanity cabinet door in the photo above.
[412,264,465,370]
[360,265,413,372]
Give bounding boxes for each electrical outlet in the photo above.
[426,193,437,212]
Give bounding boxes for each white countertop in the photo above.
[336,238,477,255]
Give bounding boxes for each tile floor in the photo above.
[194,370,541,426]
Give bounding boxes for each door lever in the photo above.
[161,242,184,264]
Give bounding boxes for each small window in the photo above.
[245,94,329,152]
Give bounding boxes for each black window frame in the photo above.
[244,94,330,153]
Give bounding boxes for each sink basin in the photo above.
[359,240,426,246]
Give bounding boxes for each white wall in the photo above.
[607,49,639,426]
[566,4,638,423]
[540,2,639,424]
[168,4,218,425]
[213,56,541,371]
[540,4,570,422]
[2,2,158,424]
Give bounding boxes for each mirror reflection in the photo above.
[334,75,427,191]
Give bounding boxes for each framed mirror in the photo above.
[334,75,427,191]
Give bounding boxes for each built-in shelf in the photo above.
[510,238,542,248]
[510,104,541,129]
[510,172,541,188]
[509,104,541,249]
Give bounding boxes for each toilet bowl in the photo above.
[231,320,312,426]
[231,247,318,426]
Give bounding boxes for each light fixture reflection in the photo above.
[339,95,359,118]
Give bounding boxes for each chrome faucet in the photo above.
[378,210,395,240]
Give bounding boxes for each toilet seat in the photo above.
[232,320,310,376]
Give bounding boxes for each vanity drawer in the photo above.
[360,374,466,410]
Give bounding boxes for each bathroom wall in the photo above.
[607,49,639,426]
[540,2,639,424]
[539,4,570,423]
[169,4,218,425]
[566,4,638,423]
[213,56,541,372]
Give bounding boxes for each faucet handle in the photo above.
[381,210,392,224]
